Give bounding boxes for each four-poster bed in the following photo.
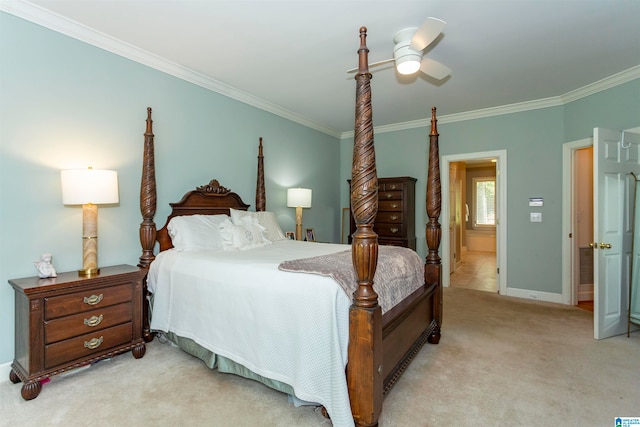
[137,27,442,427]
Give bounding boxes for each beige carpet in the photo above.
[2,287,639,426]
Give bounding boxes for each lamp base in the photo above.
[78,267,100,277]
[295,206,303,241]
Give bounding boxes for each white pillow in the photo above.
[220,217,271,250]
[229,208,286,242]
[167,214,229,251]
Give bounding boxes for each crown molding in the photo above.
[0,1,341,138]
[2,1,636,141]
[560,65,640,104]
[339,66,639,139]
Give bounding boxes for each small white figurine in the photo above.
[34,253,57,278]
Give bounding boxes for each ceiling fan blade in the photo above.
[410,17,446,52]
[419,57,451,80]
[346,58,394,73]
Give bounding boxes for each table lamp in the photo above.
[287,188,312,240]
[61,167,119,276]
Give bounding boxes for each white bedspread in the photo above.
[148,240,355,427]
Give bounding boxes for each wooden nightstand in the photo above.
[8,264,146,400]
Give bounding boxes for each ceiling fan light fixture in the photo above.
[394,42,421,75]
[396,57,421,75]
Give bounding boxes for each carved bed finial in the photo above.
[196,179,231,194]
[139,107,157,269]
[351,25,379,307]
[356,26,372,77]
[256,137,266,211]
[425,106,443,344]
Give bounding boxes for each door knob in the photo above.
[599,242,612,249]
[589,242,597,249]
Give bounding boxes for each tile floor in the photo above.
[449,249,497,293]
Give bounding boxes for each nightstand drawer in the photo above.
[45,322,133,369]
[379,200,403,212]
[44,302,133,344]
[45,283,133,320]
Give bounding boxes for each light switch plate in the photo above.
[530,212,542,222]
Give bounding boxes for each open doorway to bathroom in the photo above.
[449,159,497,292]
[441,150,507,295]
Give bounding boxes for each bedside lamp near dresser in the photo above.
[8,171,144,400]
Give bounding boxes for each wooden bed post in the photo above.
[138,107,157,343]
[348,26,383,427]
[425,107,443,343]
[256,137,266,212]
[138,107,157,269]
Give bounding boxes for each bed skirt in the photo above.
[162,332,298,397]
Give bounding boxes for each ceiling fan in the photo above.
[348,17,451,80]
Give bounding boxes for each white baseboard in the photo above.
[0,361,12,384]
[506,287,564,304]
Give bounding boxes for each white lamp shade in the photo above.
[61,169,119,205]
[287,188,312,208]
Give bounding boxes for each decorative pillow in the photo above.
[167,214,229,251]
[220,217,271,250]
[229,208,286,242]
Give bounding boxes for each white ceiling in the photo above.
[3,0,640,137]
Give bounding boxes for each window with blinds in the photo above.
[473,177,496,228]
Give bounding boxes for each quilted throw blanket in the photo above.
[279,245,424,313]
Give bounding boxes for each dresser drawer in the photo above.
[44,302,133,344]
[380,182,403,191]
[377,211,403,224]
[378,190,402,201]
[45,283,133,320]
[45,322,133,369]
[379,238,408,247]
[375,222,406,237]
[379,200,403,212]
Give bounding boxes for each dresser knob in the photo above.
[391,203,398,209]
[84,336,103,350]
[389,184,397,190]
[390,227,399,234]
[83,294,103,306]
[385,193,392,199]
[84,314,103,327]
[391,215,398,221]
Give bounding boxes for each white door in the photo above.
[594,128,640,339]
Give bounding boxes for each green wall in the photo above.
[0,12,340,366]
[341,81,640,296]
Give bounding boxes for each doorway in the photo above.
[562,138,593,306]
[562,128,640,339]
[441,150,507,295]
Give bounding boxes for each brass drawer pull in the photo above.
[84,336,103,350]
[84,314,103,327]
[389,184,397,190]
[83,294,103,306]
[390,215,399,221]
[391,203,398,209]
[385,193,393,199]
[390,227,399,234]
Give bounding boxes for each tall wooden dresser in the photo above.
[349,176,417,249]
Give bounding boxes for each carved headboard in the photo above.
[155,179,250,252]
